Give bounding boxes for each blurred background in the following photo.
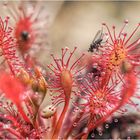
[2,1,140,63]
[48,1,140,53]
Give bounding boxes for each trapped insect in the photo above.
[88,30,103,52]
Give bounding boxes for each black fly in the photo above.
[20,31,30,41]
[88,30,103,52]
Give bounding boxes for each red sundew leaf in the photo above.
[3,1,49,54]
[0,72,25,104]
[15,17,34,53]
[47,47,86,139]
[77,69,137,139]
[0,17,26,75]
[47,47,85,104]
[101,21,140,74]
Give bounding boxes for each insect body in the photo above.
[88,30,103,52]
[20,31,30,41]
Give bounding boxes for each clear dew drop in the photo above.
[73,122,77,127]
[127,136,131,140]
[3,124,10,129]
[114,118,118,123]
[97,126,103,132]
[105,124,109,129]
[91,133,95,138]
[127,127,131,132]
[99,131,103,136]
[83,127,88,133]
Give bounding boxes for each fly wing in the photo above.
[92,30,103,43]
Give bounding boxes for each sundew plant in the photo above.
[0,1,140,139]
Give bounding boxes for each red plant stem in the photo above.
[6,127,24,139]
[52,92,71,139]
[74,132,86,139]
[52,111,57,132]
[64,110,84,139]
[16,103,31,123]
[50,111,57,137]
[0,122,23,139]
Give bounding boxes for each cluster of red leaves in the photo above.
[0,2,140,139]
[0,1,48,139]
[71,21,140,139]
